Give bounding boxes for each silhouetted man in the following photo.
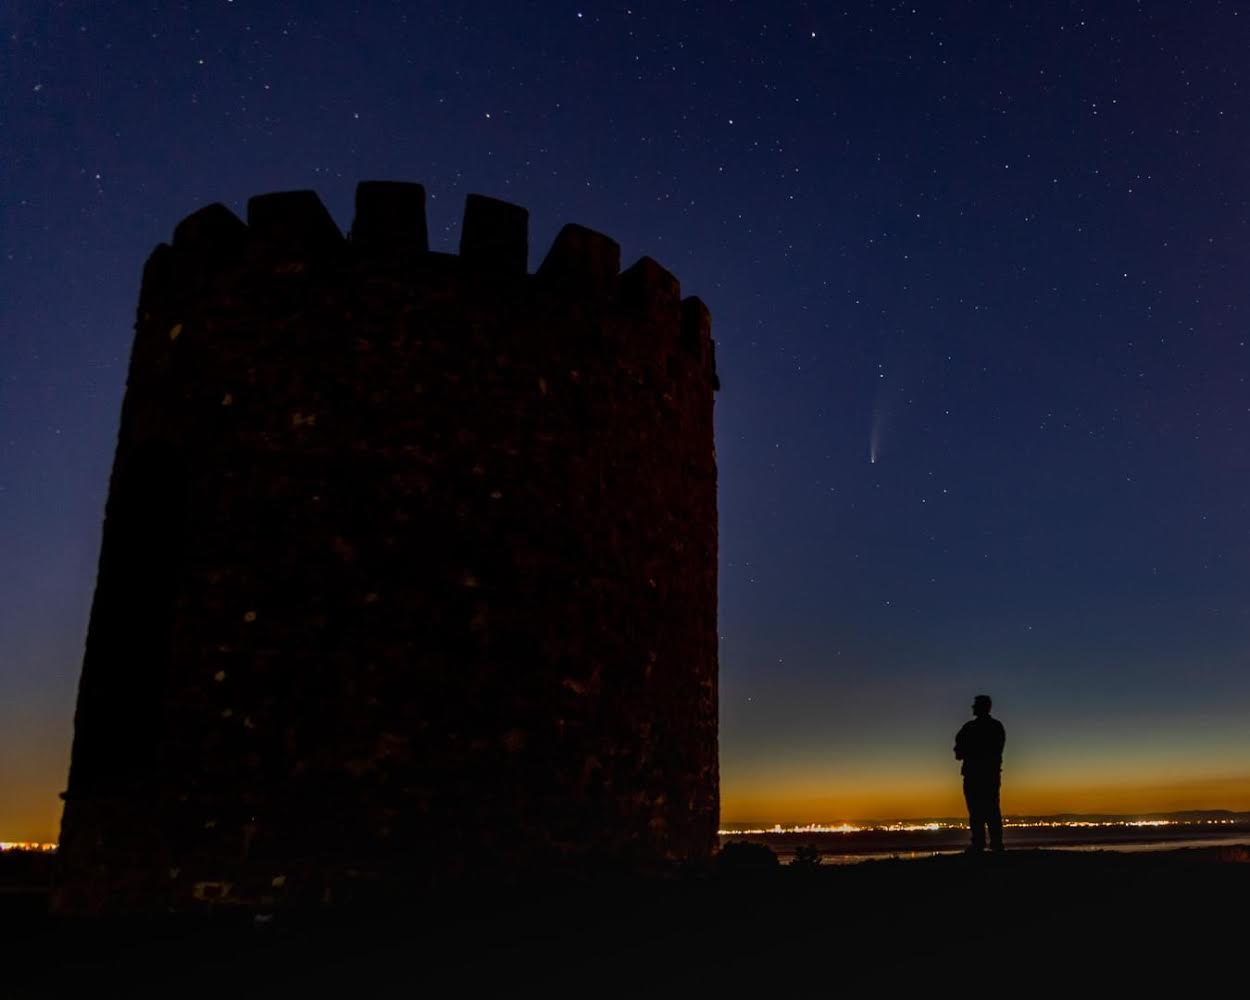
[954,694,1005,853]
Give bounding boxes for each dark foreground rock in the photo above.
[4,846,1248,996]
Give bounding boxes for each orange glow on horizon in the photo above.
[719,772,1250,825]
[3,770,1250,843]
[0,749,68,845]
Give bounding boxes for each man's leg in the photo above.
[987,781,1004,852]
[963,780,985,851]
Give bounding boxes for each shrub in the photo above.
[715,840,780,875]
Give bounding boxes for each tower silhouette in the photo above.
[55,182,719,912]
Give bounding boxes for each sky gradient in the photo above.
[4,1,1250,841]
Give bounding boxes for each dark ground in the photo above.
[4,845,1248,996]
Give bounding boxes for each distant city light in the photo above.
[718,818,1238,835]
[0,842,57,852]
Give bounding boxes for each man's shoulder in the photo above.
[971,716,1005,738]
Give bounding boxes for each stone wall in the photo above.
[54,182,719,913]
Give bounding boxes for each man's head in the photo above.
[972,694,992,717]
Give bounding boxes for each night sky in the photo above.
[5,1,1250,841]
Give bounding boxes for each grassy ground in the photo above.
[4,845,1247,996]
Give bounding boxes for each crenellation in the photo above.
[620,256,681,312]
[680,295,719,389]
[173,203,248,261]
[136,243,176,313]
[245,190,344,260]
[537,223,620,294]
[459,193,528,274]
[680,295,710,345]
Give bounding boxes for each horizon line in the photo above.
[719,808,1250,833]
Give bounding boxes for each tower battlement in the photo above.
[55,182,718,913]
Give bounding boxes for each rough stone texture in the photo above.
[53,182,719,913]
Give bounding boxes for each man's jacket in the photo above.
[954,715,1005,781]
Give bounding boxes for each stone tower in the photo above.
[54,182,718,912]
